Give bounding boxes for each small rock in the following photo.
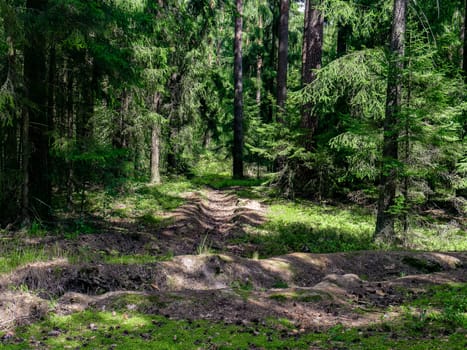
[48,330,61,337]
[126,304,137,311]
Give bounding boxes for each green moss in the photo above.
[272,280,289,289]
[137,214,173,228]
[269,294,288,302]
[103,254,158,265]
[294,294,323,303]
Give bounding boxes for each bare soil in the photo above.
[0,188,465,331]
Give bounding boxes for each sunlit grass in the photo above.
[242,201,375,256]
[192,173,266,189]
[409,224,467,251]
[103,253,172,265]
[235,195,466,255]
[84,177,196,221]
[0,243,53,274]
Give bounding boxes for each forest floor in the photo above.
[0,183,466,349]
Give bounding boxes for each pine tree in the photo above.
[276,0,289,116]
[301,0,323,149]
[463,0,467,81]
[23,0,50,222]
[375,0,408,243]
[233,0,244,179]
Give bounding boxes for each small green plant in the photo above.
[231,280,254,300]
[269,294,288,302]
[196,235,212,255]
[28,221,47,237]
[272,280,289,289]
[0,245,51,274]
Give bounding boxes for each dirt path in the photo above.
[0,188,465,331]
[156,189,266,255]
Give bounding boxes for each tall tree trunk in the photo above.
[463,0,467,82]
[233,0,244,179]
[375,0,408,243]
[65,65,74,210]
[77,54,95,143]
[21,106,30,223]
[256,9,263,107]
[276,0,289,117]
[113,90,129,149]
[150,93,161,184]
[0,27,20,223]
[23,0,50,222]
[301,0,323,149]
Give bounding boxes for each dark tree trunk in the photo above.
[113,90,129,149]
[23,0,50,222]
[256,11,263,107]
[233,0,244,179]
[375,0,408,243]
[65,65,74,210]
[47,45,56,183]
[276,0,289,116]
[0,28,20,224]
[337,23,350,57]
[301,0,323,149]
[47,45,56,133]
[77,54,96,143]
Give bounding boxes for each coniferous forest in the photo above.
[0,1,466,348]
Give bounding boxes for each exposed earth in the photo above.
[0,188,465,334]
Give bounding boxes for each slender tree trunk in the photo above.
[256,10,263,107]
[337,23,350,57]
[150,125,161,184]
[113,90,129,149]
[23,0,50,221]
[301,0,323,149]
[402,33,413,242]
[233,0,244,179]
[463,0,467,82]
[276,0,289,117]
[77,54,95,142]
[375,0,408,243]
[47,45,56,185]
[150,93,161,184]
[47,45,56,133]
[65,66,74,210]
[21,106,30,223]
[0,29,20,223]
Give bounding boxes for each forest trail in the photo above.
[155,188,267,256]
[0,188,466,332]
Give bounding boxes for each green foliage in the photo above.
[28,221,47,237]
[0,242,51,274]
[407,283,467,329]
[192,174,265,189]
[243,201,375,257]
